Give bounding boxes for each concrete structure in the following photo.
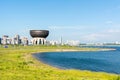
[66,40,80,46]
[1,34,29,45]
[10,35,21,45]
[30,30,49,45]
[21,37,28,45]
[14,35,21,44]
[2,35,9,45]
[49,40,59,45]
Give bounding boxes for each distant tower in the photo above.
[60,36,63,45]
[30,30,49,45]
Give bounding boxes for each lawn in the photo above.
[0,45,119,80]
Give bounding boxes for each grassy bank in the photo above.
[0,45,119,80]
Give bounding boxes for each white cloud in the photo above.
[81,29,120,42]
[48,26,84,30]
[107,29,120,33]
[105,21,113,24]
[48,25,120,43]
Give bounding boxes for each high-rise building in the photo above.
[21,37,28,45]
[6,38,12,44]
[66,40,80,46]
[2,35,9,45]
[1,34,29,45]
[49,40,59,45]
[14,35,21,44]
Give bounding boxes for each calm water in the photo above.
[34,46,120,74]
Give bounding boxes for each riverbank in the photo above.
[0,45,119,80]
[55,48,116,52]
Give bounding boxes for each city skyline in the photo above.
[0,34,28,45]
[0,0,120,43]
[0,34,81,46]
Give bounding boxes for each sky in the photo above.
[0,0,120,43]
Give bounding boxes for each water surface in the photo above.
[34,46,120,74]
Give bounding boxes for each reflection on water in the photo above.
[34,46,120,74]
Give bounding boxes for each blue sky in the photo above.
[0,0,120,43]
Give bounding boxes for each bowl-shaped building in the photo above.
[30,30,49,38]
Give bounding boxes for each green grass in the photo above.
[0,45,119,80]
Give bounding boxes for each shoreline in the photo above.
[32,48,117,73]
[54,48,116,52]
[32,47,116,53]
[0,46,119,80]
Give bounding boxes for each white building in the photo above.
[21,37,28,45]
[65,40,80,46]
[2,35,9,45]
[31,38,47,45]
[1,34,29,45]
[49,40,59,45]
[14,35,21,44]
